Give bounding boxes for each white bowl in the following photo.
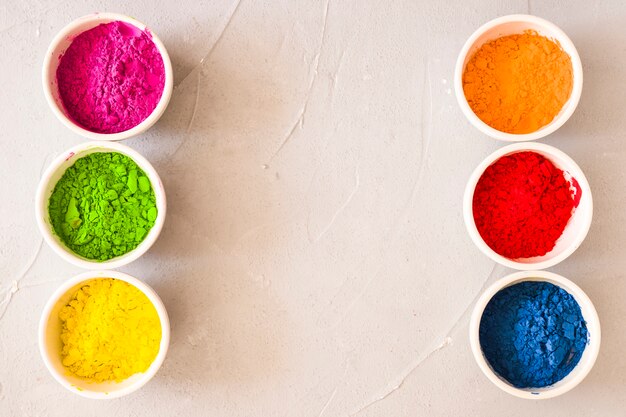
[464,142,592,270]
[469,270,600,399]
[35,141,167,269]
[39,270,170,399]
[455,14,583,141]
[42,12,173,141]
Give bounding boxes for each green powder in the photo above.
[48,152,157,261]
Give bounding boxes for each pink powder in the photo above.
[56,21,165,134]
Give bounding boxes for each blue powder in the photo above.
[479,281,588,388]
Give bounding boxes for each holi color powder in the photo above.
[479,281,588,388]
[56,21,165,133]
[48,152,157,260]
[472,151,577,259]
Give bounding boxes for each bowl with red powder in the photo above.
[464,142,592,270]
[455,15,583,141]
[43,13,173,140]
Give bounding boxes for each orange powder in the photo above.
[462,31,573,134]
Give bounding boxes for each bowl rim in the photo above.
[38,270,171,399]
[42,12,173,141]
[454,14,583,142]
[35,141,167,269]
[463,142,593,270]
[469,270,601,399]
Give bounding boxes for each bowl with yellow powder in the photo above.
[455,15,582,141]
[35,141,166,269]
[39,270,170,398]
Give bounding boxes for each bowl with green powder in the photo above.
[36,141,166,269]
[39,270,170,398]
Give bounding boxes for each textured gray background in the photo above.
[1,1,624,416]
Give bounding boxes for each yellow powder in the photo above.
[59,278,161,383]
[462,31,573,134]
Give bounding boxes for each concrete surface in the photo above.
[1,1,625,416]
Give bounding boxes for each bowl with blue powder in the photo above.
[470,271,600,399]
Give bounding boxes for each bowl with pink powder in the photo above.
[43,13,173,140]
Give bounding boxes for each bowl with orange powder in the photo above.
[39,270,170,398]
[455,15,582,141]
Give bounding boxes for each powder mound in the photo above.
[462,31,573,134]
[479,281,588,388]
[59,278,161,382]
[48,152,157,261]
[472,151,577,259]
[56,21,165,134]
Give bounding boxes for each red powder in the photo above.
[56,21,165,133]
[472,151,578,259]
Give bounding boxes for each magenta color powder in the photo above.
[56,21,165,134]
